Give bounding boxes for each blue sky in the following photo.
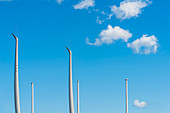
[0,0,170,113]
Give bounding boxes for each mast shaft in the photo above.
[67,47,75,113]
[77,80,79,113]
[31,83,34,113]
[13,34,21,113]
[125,78,128,113]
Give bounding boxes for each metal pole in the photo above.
[66,47,75,113]
[125,78,128,113]
[12,33,21,113]
[31,82,34,113]
[77,80,79,113]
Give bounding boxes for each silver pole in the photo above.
[125,78,128,113]
[31,82,34,113]
[77,80,79,113]
[66,47,75,113]
[12,33,21,113]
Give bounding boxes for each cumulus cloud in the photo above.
[127,34,158,54]
[73,0,95,10]
[86,25,132,46]
[134,99,147,108]
[110,0,151,20]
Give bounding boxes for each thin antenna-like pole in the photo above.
[77,80,79,113]
[12,33,21,113]
[31,82,34,113]
[66,47,75,113]
[125,78,128,113]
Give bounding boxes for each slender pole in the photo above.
[77,80,79,113]
[125,78,128,113]
[12,33,21,113]
[66,47,75,113]
[31,82,34,113]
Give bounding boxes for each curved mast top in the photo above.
[66,47,75,113]
[12,33,21,113]
[12,33,18,40]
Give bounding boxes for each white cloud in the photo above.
[110,0,151,20]
[134,99,147,108]
[0,0,12,1]
[127,34,158,54]
[96,12,109,24]
[101,11,106,15]
[86,38,102,46]
[73,0,95,10]
[106,13,113,20]
[86,25,132,46]
[96,16,105,24]
[93,9,99,12]
[56,0,64,5]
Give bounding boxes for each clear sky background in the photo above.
[0,0,170,113]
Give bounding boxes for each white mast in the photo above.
[12,33,21,113]
[31,82,34,113]
[66,47,75,113]
[77,80,79,113]
[125,78,128,113]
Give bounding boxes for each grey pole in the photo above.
[66,47,75,113]
[31,82,34,113]
[77,80,79,113]
[12,33,21,113]
[125,78,128,113]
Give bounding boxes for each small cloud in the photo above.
[0,0,12,1]
[101,11,106,15]
[56,0,64,5]
[106,13,113,20]
[86,38,102,46]
[87,25,132,46]
[134,99,147,108]
[96,16,104,24]
[127,34,158,54]
[93,9,99,12]
[110,0,151,20]
[73,0,95,10]
[88,11,91,13]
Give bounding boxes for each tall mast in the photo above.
[77,80,79,113]
[12,33,21,113]
[31,82,34,113]
[66,47,75,113]
[125,78,128,113]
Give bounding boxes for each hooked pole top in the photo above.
[11,33,18,40]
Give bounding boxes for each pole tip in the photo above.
[125,78,128,81]
[11,33,18,40]
[66,46,71,53]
